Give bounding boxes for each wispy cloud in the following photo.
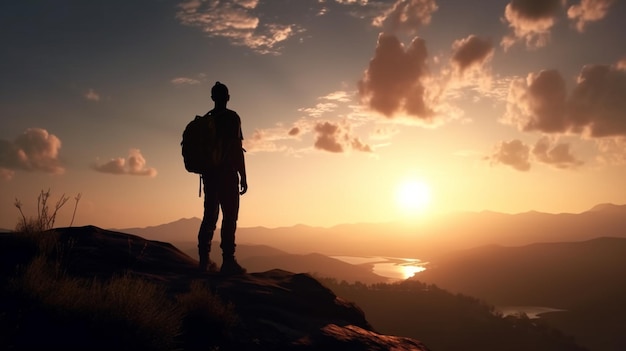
[171,77,202,86]
[372,0,438,35]
[244,126,294,153]
[245,88,375,154]
[176,0,302,54]
[84,88,101,102]
[0,128,65,177]
[567,0,615,32]
[0,168,14,181]
[595,136,626,165]
[92,149,157,177]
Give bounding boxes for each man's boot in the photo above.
[198,245,217,272]
[220,254,246,275]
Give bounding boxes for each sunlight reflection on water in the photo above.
[497,306,567,319]
[332,256,427,280]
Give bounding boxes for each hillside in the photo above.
[415,237,626,351]
[0,226,428,351]
[1,225,594,351]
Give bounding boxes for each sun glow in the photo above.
[396,180,432,214]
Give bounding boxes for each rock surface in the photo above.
[5,226,430,351]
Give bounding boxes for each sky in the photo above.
[1,0,625,230]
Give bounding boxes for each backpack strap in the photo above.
[198,174,202,197]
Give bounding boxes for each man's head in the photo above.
[211,81,229,104]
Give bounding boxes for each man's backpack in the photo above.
[181,112,224,175]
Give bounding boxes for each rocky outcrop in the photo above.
[5,226,430,351]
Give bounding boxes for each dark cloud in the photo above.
[450,35,494,76]
[92,149,157,177]
[505,69,568,133]
[568,0,615,32]
[504,63,626,137]
[488,139,531,171]
[358,33,433,119]
[288,127,300,136]
[532,137,584,169]
[0,128,65,177]
[568,64,626,137]
[314,122,344,153]
[501,0,564,50]
[313,121,372,153]
[488,137,585,171]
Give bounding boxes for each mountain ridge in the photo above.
[117,203,626,259]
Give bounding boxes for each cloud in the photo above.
[244,89,374,154]
[567,0,615,32]
[503,69,568,133]
[171,77,201,86]
[488,137,584,171]
[372,0,438,35]
[488,139,531,171]
[314,121,372,153]
[595,136,626,165]
[92,149,157,177]
[84,88,101,102]
[0,168,14,181]
[503,62,626,137]
[501,0,564,51]
[288,127,300,136]
[0,128,65,175]
[450,35,494,76]
[568,63,626,137]
[176,0,301,54]
[297,90,354,118]
[244,127,292,153]
[358,33,434,120]
[532,137,583,169]
[314,122,344,153]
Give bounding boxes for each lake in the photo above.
[332,255,427,280]
[497,306,567,319]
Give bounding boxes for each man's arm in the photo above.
[234,112,247,195]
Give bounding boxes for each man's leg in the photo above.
[198,175,219,272]
[218,173,245,275]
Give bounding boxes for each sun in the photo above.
[395,180,432,214]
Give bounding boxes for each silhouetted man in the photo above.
[198,81,248,275]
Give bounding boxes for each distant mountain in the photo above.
[171,242,389,284]
[415,237,626,351]
[115,217,201,243]
[240,252,390,284]
[117,204,626,259]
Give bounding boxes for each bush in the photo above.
[177,279,239,349]
[7,256,181,350]
[14,189,81,233]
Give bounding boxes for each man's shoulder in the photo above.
[211,108,239,118]
[225,108,240,118]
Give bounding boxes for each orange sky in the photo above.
[1,0,626,230]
